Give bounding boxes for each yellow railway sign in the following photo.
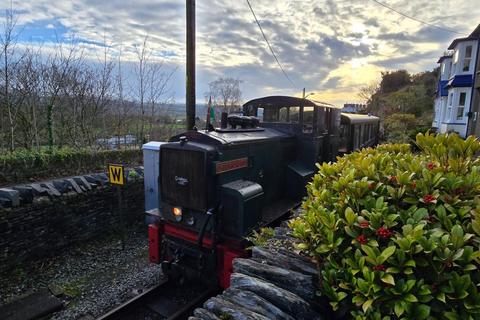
[108,164,125,186]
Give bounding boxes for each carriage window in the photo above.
[257,107,264,121]
[303,107,314,134]
[339,124,349,153]
[354,125,361,149]
[290,107,300,123]
[263,107,279,122]
[279,107,289,122]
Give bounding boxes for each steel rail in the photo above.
[97,277,217,320]
[97,278,169,320]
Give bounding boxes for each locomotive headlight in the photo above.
[172,207,183,222]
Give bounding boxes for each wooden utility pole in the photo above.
[186,0,196,130]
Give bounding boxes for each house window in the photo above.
[453,49,459,65]
[463,45,473,72]
[456,92,467,120]
[441,62,446,75]
[446,92,453,121]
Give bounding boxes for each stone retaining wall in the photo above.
[0,168,145,273]
[190,227,329,320]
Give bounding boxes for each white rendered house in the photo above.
[433,25,480,138]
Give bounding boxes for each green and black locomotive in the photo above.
[146,95,379,288]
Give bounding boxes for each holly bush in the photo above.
[290,133,480,319]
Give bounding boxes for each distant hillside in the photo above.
[160,103,208,119]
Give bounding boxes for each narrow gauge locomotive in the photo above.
[146,96,379,288]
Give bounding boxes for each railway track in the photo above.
[98,277,218,320]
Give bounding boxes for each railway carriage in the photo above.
[146,96,380,289]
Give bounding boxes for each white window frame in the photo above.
[463,45,473,72]
[456,91,467,120]
[453,49,459,65]
[446,92,454,122]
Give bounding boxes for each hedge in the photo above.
[290,133,480,319]
[0,148,142,186]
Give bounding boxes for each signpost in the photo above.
[108,164,126,250]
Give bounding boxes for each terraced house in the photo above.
[433,25,480,137]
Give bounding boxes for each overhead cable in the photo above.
[246,0,298,89]
[370,0,464,35]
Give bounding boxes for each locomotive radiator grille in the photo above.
[160,148,207,211]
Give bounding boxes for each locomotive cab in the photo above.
[243,96,342,199]
[243,96,342,165]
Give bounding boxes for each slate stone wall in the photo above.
[190,227,328,320]
[0,167,145,272]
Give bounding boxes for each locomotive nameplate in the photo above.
[215,157,248,174]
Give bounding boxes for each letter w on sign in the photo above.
[108,164,125,185]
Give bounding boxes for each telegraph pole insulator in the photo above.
[186,0,196,130]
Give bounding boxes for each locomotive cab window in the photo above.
[302,106,315,134]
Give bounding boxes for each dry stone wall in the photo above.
[0,167,144,273]
[191,228,327,320]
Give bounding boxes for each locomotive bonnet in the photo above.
[143,95,379,288]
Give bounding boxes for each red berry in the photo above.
[376,227,392,239]
[411,181,417,189]
[426,162,436,170]
[389,175,397,183]
[360,221,370,229]
[423,194,436,204]
[373,264,386,271]
[368,182,376,190]
[356,234,368,244]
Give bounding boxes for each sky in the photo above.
[2,0,480,106]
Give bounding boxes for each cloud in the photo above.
[3,0,479,106]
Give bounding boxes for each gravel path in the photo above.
[0,224,163,319]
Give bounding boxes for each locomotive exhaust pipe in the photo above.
[220,112,228,129]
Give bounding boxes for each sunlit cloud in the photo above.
[0,0,479,106]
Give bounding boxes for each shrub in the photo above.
[290,133,480,319]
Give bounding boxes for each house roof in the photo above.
[437,55,452,63]
[469,24,480,38]
[447,24,480,49]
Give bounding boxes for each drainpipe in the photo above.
[466,40,480,136]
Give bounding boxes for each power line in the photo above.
[370,0,464,35]
[245,0,297,89]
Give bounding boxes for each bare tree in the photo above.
[134,35,150,145]
[0,20,177,152]
[40,39,83,149]
[146,62,176,139]
[0,6,20,150]
[14,47,42,149]
[358,82,379,103]
[207,77,242,114]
